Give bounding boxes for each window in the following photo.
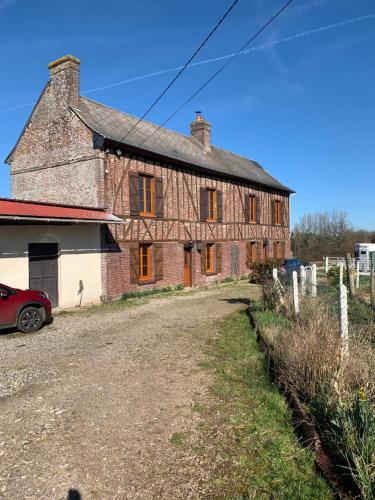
[274,200,282,225]
[138,175,155,216]
[207,189,216,221]
[206,243,214,273]
[139,244,152,280]
[250,195,256,223]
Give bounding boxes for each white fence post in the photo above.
[300,265,306,296]
[339,284,349,358]
[311,264,317,297]
[293,271,299,315]
[339,262,344,287]
[325,256,329,273]
[272,268,285,307]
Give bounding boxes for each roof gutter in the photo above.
[103,138,295,195]
[0,215,123,224]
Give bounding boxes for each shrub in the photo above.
[247,259,282,285]
[222,275,235,283]
[327,265,355,288]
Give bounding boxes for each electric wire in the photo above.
[138,0,297,147]
[117,0,241,143]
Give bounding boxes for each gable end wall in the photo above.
[9,89,104,207]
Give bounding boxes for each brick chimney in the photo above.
[48,55,80,115]
[190,111,211,152]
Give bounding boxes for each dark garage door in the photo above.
[29,243,59,307]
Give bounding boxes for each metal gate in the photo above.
[231,242,240,276]
[29,243,59,307]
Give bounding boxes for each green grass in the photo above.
[200,311,332,499]
[55,280,246,318]
[170,431,189,446]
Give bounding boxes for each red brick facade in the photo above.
[100,152,291,298]
[6,55,292,301]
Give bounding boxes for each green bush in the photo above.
[222,275,235,283]
[326,265,355,288]
[247,259,282,285]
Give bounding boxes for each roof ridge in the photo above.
[79,95,195,142]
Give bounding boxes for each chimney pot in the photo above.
[190,112,211,151]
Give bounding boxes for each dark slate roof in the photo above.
[71,96,294,193]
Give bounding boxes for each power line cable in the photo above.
[118,0,241,143]
[139,0,296,147]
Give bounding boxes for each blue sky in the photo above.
[0,0,374,229]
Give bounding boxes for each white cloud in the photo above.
[0,0,19,12]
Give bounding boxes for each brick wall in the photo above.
[8,56,104,207]
[101,237,292,300]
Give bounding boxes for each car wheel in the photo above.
[17,306,44,333]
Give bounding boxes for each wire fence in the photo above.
[274,265,374,347]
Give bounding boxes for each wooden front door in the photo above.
[184,248,192,287]
[29,243,59,307]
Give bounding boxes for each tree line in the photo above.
[292,211,375,261]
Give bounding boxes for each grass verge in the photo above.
[195,310,332,499]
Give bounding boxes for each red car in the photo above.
[0,283,52,333]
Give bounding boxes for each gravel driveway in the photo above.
[0,282,259,499]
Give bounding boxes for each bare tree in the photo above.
[293,211,353,260]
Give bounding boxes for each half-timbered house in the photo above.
[4,55,294,303]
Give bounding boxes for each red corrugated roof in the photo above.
[0,198,122,223]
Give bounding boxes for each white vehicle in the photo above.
[354,243,375,272]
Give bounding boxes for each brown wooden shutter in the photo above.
[246,241,251,264]
[154,243,163,280]
[200,188,208,222]
[257,241,262,261]
[281,241,286,259]
[273,241,277,259]
[129,172,139,216]
[271,200,275,226]
[215,243,222,274]
[130,243,139,284]
[155,177,164,218]
[256,196,261,224]
[244,194,250,223]
[281,201,285,226]
[201,244,207,274]
[216,190,223,222]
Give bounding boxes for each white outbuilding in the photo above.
[0,198,122,308]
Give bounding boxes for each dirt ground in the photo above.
[0,282,259,499]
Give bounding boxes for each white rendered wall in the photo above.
[0,224,102,308]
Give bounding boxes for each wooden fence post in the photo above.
[293,271,299,315]
[345,253,355,298]
[339,284,349,358]
[300,265,306,296]
[272,268,285,307]
[371,255,375,309]
[325,256,329,274]
[356,260,360,289]
[311,264,317,297]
